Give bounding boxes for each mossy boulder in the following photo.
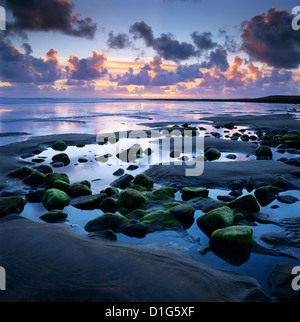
[118,220,147,238]
[44,173,70,189]
[181,187,209,201]
[8,167,35,179]
[116,188,148,210]
[42,188,70,211]
[169,204,195,229]
[126,209,147,220]
[255,145,273,159]
[204,148,221,161]
[254,186,279,207]
[131,174,154,190]
[69,183,92,198]
[196,206,235,237]
[209,226,253,252]
[111,174,134,189]
[273,174,289,190]
[40,209,68,223]
[282,134,300,142]
[22,171,46,187]
[99,197,117,213]
[51,153,70,166]
[103,187,119,197]
[150,187,175,200]
[140,210,183,232]
[0,196,27,218]
[84,213,129,233]
[227,194,260,214]
[69,193,106,210]
[51,140,68,151]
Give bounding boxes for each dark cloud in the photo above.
[241,7,300,69]
[0,37,61,84]
[107,31,132,50]
[3,0,97,39]
[200,47,229,72]
[110,67,151,86]
[66,51,108,81]
[191,31,217,52]
[129,21,197,62]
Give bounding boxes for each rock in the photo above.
[52,162,65,168]
[51,141,68,151]
[140,210,183,232]
[69,193,107,210]
[22,171,46,187]
[117,144,143,162]
[277,195,299,204]
[113,168,125,176]
[116,188,148,210]
[225,154,237,160]
[110,174,134,189]
[131,174,154,190]
[255,145,273,159]
[0,196,26,218]
[229,190,242,198]
[44,173,70,189]
[40,209,68,223]
[169,204,195,229]
[268,262,300,302]
[42,188,70,211]
[217,195,236,202]
[181,187,209,201]
[99,197,117,213]
[188,197,223,213]
[31,158,45,163]
[221,122,235,130]
[34,165,53,174]
[150,187,175,200]
[227,194,260,214]
[119,220,147,238]
[127,165,139,171]
[78,157,88,163]
[209,226,253,252]
[126,209,147,220]
[8,167,35,179]
[273,174,289,190]
[254,186,279,207]
[25,190,45,203]
[103,187,119,197]
[84,213,129,233]
[240,134,249,142]
[245,177,255,192]
[196,206,235,237]
[204,148,221,161]
[51,153,70,166]
[228,180,244,191]
[88,229,117,241]
[68,183,92,198]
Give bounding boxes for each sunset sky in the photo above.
[0,0,300,99]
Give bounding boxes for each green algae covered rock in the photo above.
[117,188,148,210]
[40,209,68,223]
[42,188,70,211]
[181,187,209,201]
[0,196,27,218]
[84,212,129,233]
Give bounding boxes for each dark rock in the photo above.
[22,171,45,187]
[131,174,154,189]
[204,148,221,161]
[116,188,148,210]
[78,157,88,163]
[84,213,129,233]
[181,187,209,201]
[227,195,260,214]
[169,204,195,230]
[113,168,125,176]
[42,188,70,211]
[119,220,147,238]
[40,209,68,223]
[51,141,68,151]
[254,186,279,207]
[51,153,70,166]
[111,174,134,189]
[69,193,107,210]
[8,167,35,179]
[127,165,139,171]
[0,196,26,218]
[26,190,45,203]
[277,195,299,204]
[34,165,53,174]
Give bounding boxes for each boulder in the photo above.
[34,165,53,174]
[227,194,260,214]
[25,190,45,203]
[204,148,221,161]
[169,204,195,229]
[273,174,289,190]
[209,226,253,252]
[277,195,299,204]
[22,171,46,187]
[140,210,183,232]
[8,167,35,179]
[44,173,70,189]
[42,188,70,211]
[99,197,117,213]
[0,196,26,218]
[119,220,147,238]
[40,209,68,223]
[255,145,273,159]
[116,188,148,210]
[181,187,209,201]
[150,187,175,200]
[196,206,235,237]
[51,153,70,166]
[131,174,154,190]
[51,140,68,151]
[69,193,107,210]
[254,186,279,207]
[84,213,129,233]
[110,174,134,189]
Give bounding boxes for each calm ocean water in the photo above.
[0,98,294,145]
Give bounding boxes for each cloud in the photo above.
[129,21,197,62]
[241,7,300,69]
[191,31,217,52]
[3,0,97,39]
[107,31,132,50]
[0,37,61,84]
[66,51,108,81]
[200,47,229,72]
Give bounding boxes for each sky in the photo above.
[0,0,299,99]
